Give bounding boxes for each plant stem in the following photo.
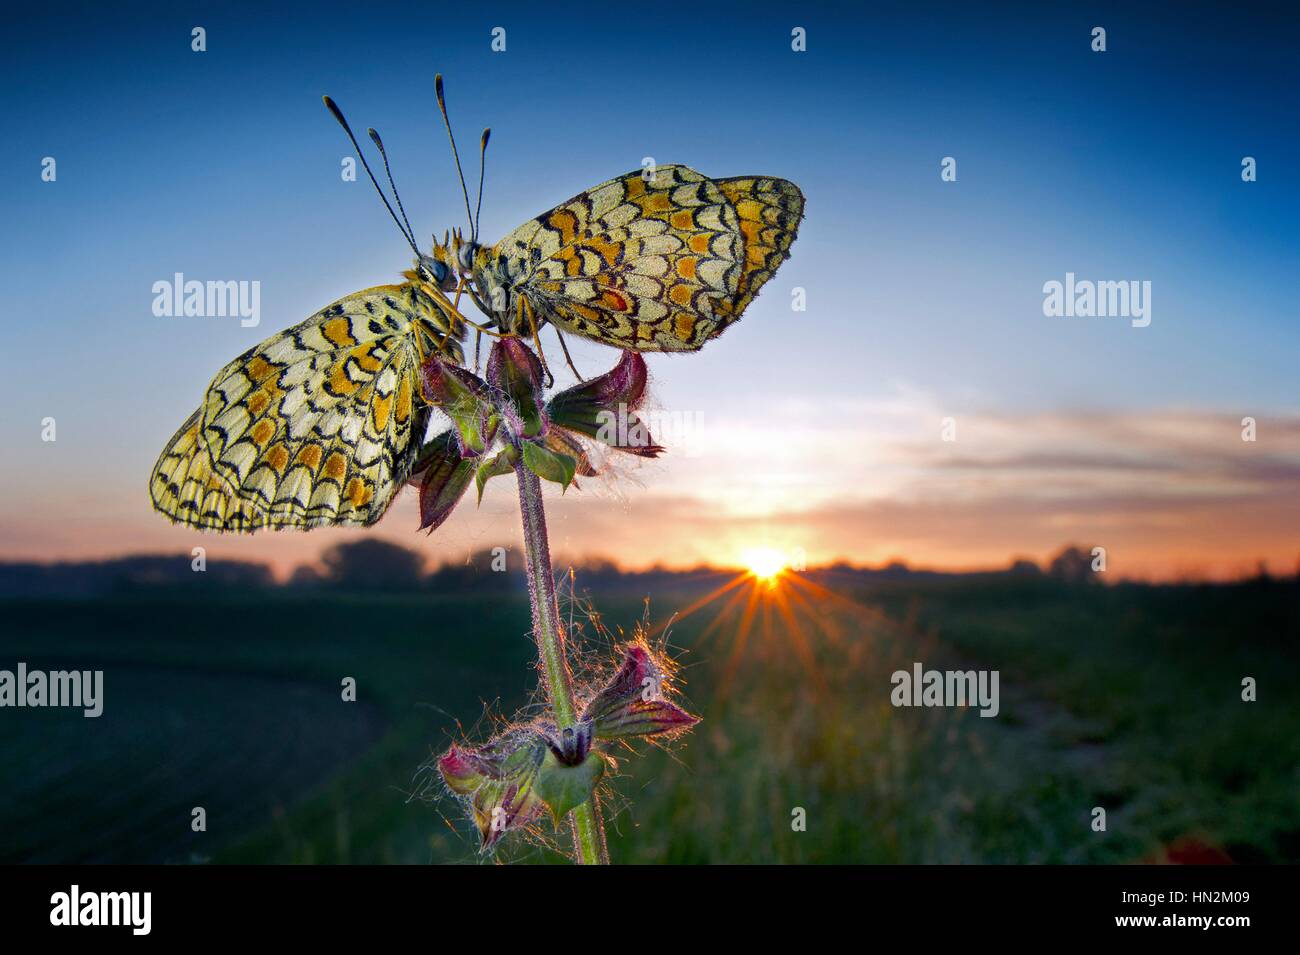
[514,459,609,864]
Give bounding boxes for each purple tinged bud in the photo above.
[416,431,475,532]
[437,736,547,850]
[420,355,489,406]
[420,356,496,455]
[487,338,547,438]
[582,645,700,740]
[438,744,494,796]
[589,697,698,739]
[564,349,649,409]
[546,351,663,457]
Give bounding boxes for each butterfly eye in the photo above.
[457,243,477,271]
[419,255,450,285]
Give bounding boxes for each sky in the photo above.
[2,1,1297,580]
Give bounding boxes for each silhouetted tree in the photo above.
[288,564,324,588]
[0,555,272,597]
[1007,558,1042,577]
[319,539,425,590]
[881,560,911,579]
[1047,545,1096,584]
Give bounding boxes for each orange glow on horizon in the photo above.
[740,547,790,586]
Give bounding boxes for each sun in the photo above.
[741,547,788,585]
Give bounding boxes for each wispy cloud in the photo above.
[535,398,1300,579]
[2,393,1294,582]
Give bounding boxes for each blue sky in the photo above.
[2,2,1296,576]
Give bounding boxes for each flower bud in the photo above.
[420,356,496,455]
[546,351,662,457]
[437,736,547,850]
[487,338,547,438]
[415,430,475,532]
[582,645,699,740]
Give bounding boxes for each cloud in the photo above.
[2,396,1295,582]
[531,403,1300,578]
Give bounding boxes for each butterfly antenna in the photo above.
[322,95,419,255]
[434,74,475,237]
[368,127,417,249]
[472,128,490,244]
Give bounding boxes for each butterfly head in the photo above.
[441,227,483,275]
[414,231,462,293]
[438,229,499,308]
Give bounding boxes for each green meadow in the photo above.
[1,573,1296,864]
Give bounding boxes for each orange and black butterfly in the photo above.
[440,164,803,356]
[150,100,468,532]
[150,77,803,532]
[414,75,802,367]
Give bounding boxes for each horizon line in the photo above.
[1,545,1295,586]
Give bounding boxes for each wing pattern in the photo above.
[490,165,803,351]
[150,282,461,531]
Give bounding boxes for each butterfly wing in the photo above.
[150,409,271,531]
[151,282,462,531]
[494,165,803,351]
[710,175,805,323]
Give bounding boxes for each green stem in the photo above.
[514,459,609,864]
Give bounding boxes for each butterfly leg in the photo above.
[520,296,555,387]
[427,278,510,343]
[448,277,484,374]
[432,278,467,356]
[554,327,584,382]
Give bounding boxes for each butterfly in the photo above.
[150,283,464,531]
[442,164,804,357]
[151,76,803,532]
[150,99,471,533]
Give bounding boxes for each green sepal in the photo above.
[522,441,576,492]
[474,445,517,504]
[534,749,605,823]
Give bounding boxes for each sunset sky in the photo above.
[3,3,1296,580]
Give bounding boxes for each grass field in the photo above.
[1,573,1296,863]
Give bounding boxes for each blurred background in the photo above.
[1,1,1297,862]
[2,547,1297,863]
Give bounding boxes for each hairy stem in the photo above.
[514,460,609,864]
